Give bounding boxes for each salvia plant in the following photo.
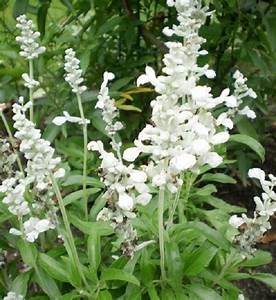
[0,0,275,299]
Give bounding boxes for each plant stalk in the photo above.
[76,93,88,220]
[50,173,90,291]
[158,186,166,282]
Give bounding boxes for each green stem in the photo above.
[0,110,24,174]
[178,173,195,223]
[76,93,88,220]
[29,59,34,122]
[158,186,166,282]
[50,173,90,291]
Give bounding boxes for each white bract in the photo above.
[229,168,276,254]
[16,15,45,60]
[4,292,24,300]
[64,48,87,94]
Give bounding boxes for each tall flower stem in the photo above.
[50,173,90,291]
[158,186,166,282]
[29,59,34,122]
[0,110,24,174]
[76,93,88,220]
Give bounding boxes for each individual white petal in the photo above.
[248,168,265,182]
[9,228,22,236]
[192,139,210,155]
[205,152,223,168]
[130,170,147,183]
[239,106,256,119]
[54,168,65,178]
[118,193,134,211]
[204,69,216,79]
[229,215,244,228]
[136,193,152,206]
[123,147,141,162]
[170,153,196,172]
[211,132,229,145]
[52,116,67,126]
[137,74,149,86]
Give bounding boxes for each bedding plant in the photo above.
[0,0,275,299]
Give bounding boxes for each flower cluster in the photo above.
[229,168,276,254]
[130,0,256,193]
[88,73,152,255]
[22,73,39,89]
[88,141,151,212]
[16,15,45,60]
[64,48,87,94]
[95,72,123,136]
[0,98,63,242]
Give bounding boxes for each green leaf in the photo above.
[11,272,31,297]
[147,284,160,300]
[13,0,29,18]
[183,241,217,276]
[69,213,114,236]
[200,173,236,184]
[17,240,38,268]
[116,104,142,112]
[251,273,276,290]
[101,268,140,286]
[63,188,101,206]
[37,1,50,38]
[200,196,245,213]
[241,250,272,267]
[193,184,217,197]
[38,253,69,282]
[98,290,113,300]
[34,266,61,299]
[230,134,265,162]
[188,284,222,300]
[62,175,104,188]
[187,222,231,250]
[87,233,101,271]
[166,242,183,285]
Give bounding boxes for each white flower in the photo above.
[118,193,134,211]
[217,113,233,129]
[95,72,123,136]
[9,228,22,236]
[211,132,230,145]
[16,15,45,60]
[22,73,39,89]
[248,168,266,182]
[64,48,87,94]
[136,193,152,206]
[4,292,24,300]
[204,69,216,79]
[229,215,244,228]
[123,147,141,162]
[23,217,54,242]
[137,66,159,87]
[52,111,90,126]
[170,153,196,172]
[239,106,256,119]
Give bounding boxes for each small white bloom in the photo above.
[53,168,65,178]
[123,147,141,162]
[9,228,22,236]
[136,193,152,206]
[239,106,256,119]
[204,69,216,79]
[118,193,134,211]
[211,132,230,145]
[52,111,90,126]
[229,215,244,228]
[248,168,266,182]
[22,73,39,89]
[170,153,196,172]
[24,217,54,242]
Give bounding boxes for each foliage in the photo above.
[0,1,276,300]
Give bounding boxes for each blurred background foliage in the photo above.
[0,0,276,182]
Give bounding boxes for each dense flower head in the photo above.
[0,98,63,242]
[64,48,87,94]
[133,0,256,192]
[15,15,45,60]
[229,168,276,254]
[95,72,123,136]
